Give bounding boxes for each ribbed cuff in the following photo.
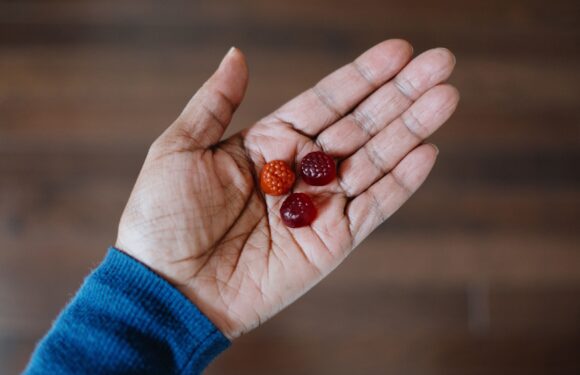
[99,247,231,373]
[25,247,230,375]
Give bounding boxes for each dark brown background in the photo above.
[1,0,579,374]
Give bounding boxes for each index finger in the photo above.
[265,39,413,137]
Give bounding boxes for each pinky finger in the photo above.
[346,143,438,247]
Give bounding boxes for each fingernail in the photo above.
[430,144,440,155]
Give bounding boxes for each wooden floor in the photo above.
[1,0,579,374]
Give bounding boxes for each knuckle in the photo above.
[393,75,416,100]
[401,110,427,139]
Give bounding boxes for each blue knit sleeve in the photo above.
[24,247,230,375]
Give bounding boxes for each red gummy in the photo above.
[299,151,336,186]
[280,193,317,228]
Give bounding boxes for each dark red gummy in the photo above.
[280,193,317,228]
[300,151,336,186]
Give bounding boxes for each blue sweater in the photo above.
[24,248,230,374]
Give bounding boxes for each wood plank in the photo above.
[0,45,577,110]
[205,336,580,375]
[0,46,578,151]
[5,334,578,375]
[0,0,578,59]
[0,336,38,375]
[489,287,580,336]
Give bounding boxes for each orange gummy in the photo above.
[260,160,295,196]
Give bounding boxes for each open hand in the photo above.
[116,40,459,339]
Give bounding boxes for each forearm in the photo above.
[24,248,229,375]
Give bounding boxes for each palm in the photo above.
[116,41,458,338]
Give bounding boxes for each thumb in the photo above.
[164,47,249,149]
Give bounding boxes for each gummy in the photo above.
[260,160,295,196]
[280,193,317,228]
[299,151,336,186]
